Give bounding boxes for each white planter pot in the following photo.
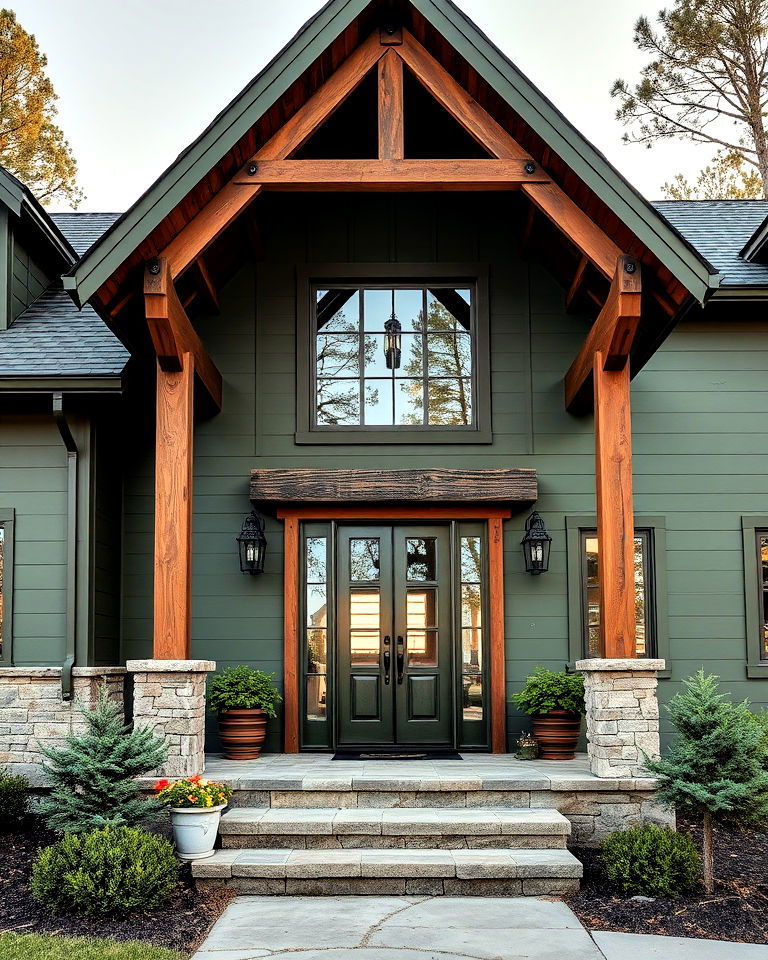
[169,804,226,860]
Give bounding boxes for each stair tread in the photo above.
[193,846,583,879]
[220,806,571,835]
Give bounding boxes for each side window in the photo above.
[567,516,668,666]
[755,531,768,662]
[741,518,768,676]
[0,509,14,665]
[296,268,490,444]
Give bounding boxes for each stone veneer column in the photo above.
[576,658,665,779]
[0,666,126,781]
[127,660,215,778]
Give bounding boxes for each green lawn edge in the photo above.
[0,932,185,960]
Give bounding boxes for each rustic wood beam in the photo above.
[488,516,507,753]
[564,256,642,414]
[233,159,548,190]
[153,352,194,660]
[144,258,223,410]
[519,204,536,259]
[565,255,589,312]
[378,49,404,160]
[194,257,220,314]
[395,30,622,279]
[594,353,636,659]
[161,32,387,280]
[251,468,537,504]
[283,515,300,752]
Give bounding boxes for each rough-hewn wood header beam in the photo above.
[144,257,223,410]
[250,468,537,504]
[232,159,548,190]
[564,256,642,414]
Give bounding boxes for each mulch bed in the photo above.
[0,819,233,956]
[569,816,768,944]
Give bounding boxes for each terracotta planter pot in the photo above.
[531,709,582,760]
[218,707,268,760]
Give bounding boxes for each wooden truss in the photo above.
[143,26,642,688]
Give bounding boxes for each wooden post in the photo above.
[153,353,195,659]
[488,516,507,752]
[378,49,404,160]
[594,352,636,658]
[283,516,300,752]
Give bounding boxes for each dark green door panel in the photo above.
[336,524,453,747]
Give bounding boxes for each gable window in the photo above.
[0,509,14,665]
[741,518,768,676]
[296,266,490,444]
[566,516,668,667]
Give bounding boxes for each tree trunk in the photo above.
[702,811,715,894]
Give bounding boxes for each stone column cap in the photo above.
[72,666,127,676]
[576,658,665,672]
[126,659,216,673]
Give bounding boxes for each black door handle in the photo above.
[396,635,405,685]
[383,635,391,685]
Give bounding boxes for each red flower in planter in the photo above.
[189,775,202,784]
[155,779,170,791]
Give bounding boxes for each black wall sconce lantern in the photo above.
[384,290,402,369]
[238,511,267,575]
[521,511,551,575]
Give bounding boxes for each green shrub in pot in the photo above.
[512,668,585,760]
[208,666,282,760]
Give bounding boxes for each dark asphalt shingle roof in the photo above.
[0,211,129,380]
[654,200,768,288]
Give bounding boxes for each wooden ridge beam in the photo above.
[564,256,642,414]
[396,29,622,279]
[232,158,548,190]
[144,257,223,410]
[162,31,388,280]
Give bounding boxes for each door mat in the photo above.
[332,749,463,761]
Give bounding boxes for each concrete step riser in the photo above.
[220,834,567,849]
[196,876,581,896]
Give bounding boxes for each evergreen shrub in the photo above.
[31,826,179,915]
[39,688,167,834]
[207,665,282,717]
[511,667,585,716]
[0,766,29,826]
[602,825,701,896]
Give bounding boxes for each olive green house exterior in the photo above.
[1,0,768,764]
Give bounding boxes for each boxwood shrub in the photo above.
[602,825,700,897]
[0,766,30,827]
[31,826,179,915]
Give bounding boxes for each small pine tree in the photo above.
[645,670,768,894]
[38,688,167,834]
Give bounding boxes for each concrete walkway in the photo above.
[192,896,767,960]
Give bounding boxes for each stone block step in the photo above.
[218,806,570,849]
[192,846,582,896]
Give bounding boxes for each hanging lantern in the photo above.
[384,290,401,369]
[521,511,551,575]
[237,511,267,575]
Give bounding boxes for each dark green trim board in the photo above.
[52,394,78,699]
[0,167,76,269]
[65,0,718,310]
[0,208,10,331]
[295,263,491,444]
[741,517,768,678]
[0,378,123,394]
[565,515,670,674]
[0,508,15,665]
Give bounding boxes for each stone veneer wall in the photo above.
[576,658,664,779]
[0,666,126,780]
[127,659,215,778]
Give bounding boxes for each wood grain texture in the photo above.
[153,355,194,660]
[276,506,513,520]
[565,256,642,413]
[233,159,548,189]
[252,468,537,503]
[488,516,506,753]
[378,50,404,160]
[144,259,223,410]
[594,353,636,660]
[283,515,300,753]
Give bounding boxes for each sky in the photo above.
[13,0,713,213]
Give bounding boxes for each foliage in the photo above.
[602,825,701,896]
[0,765,29,826]
[207,665,282,717]
[31,826,179,916]
[155,774,232,809]
[0,9,82,205]
[0,933,183,960]
[612,0,768,195]
[644,670,768,892]
[662,151,764,199]
[511,668,585,717]
[38,689,167,834]
[746,707,768,769]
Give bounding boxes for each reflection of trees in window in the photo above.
[316,308,378,424]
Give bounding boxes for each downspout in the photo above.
[53,392,77,700]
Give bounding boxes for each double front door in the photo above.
[337,525,453,746]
